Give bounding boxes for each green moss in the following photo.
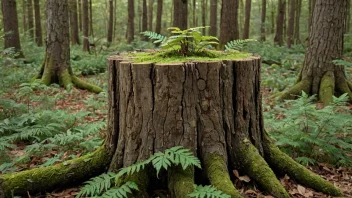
[40,56,54,85]
[72,76,103,93]
[238,142,290,198]
[0,146,110,197]
[127,50,251,64]
[59,70,73,89]
[203,154,242,198]
[279,78,311,100]
[168,166,194,198]
[319,71,335,106]
[265,143,343,196]
[116,168,150,197]
[336,81,352,102]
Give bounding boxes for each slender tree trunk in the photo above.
[270,0,275,34]
[148,0,154,31]
[209,0,217,36]
[1,0,24,58]
[294,0,301,44]
[201,0,207,34]
[220,0,239,47]
[127,0,135,43]
[239,0,244,36]
[173,0,188,30]
[89,0,94,37]
[107,0,114,45]
[82,0,89,52]
[243,0,251,39]
[287,0,295,48]
[155,0,162,33]
[260,0,266,41]
[192,0,196,27]
[114,0,117,40]
[78,0,82,31]
[33,0,42,46]
[346,0,351,33]
[69,0,80,45]
[274,0,285,46]
[27,0,34,40]
[22,0,27,34]
[142,0,148,32]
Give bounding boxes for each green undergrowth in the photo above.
[128,50,251,64]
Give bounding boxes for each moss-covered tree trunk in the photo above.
[105,55,342,198]
[32,0,101,93]
[279,0,350,106]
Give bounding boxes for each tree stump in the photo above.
[105,54,341,198]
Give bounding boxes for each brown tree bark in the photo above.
[279,0,350,106]
[107,0,114,45]
[78,0,82,31]
[69,0,80,45]
[155,0,162,33]
[33,0,42,46]
[142,0,148,32]
[27,0,34,40]
[346,0,351,33]
[192,0,196,27]
[294,0,301,44]
[127,0,135,43]
[287,0,295,48]
[173,0,187,30]
[209,0,217,36]
[274,0,285,46]
[308,0,316,33]
[220,0,239,48]
[243,0,251,39]
[270,0,275,34]
[260,0,266,41]
[201,0,207,34]
[1,0,24,58]
[89,0,94,37]
[148,0,154,31]
[82,0,89,52]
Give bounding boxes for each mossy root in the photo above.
[116,168,150,197]
[336,80,352,101]
[319,71,335,106]
[72,76,103,93]
[347,80,352,91]
[279,78,311,101]
[0,146,110,198]
[168,166,194,198]
[203,154,242,198]
[238,142,290,198]
[264,143,342,196]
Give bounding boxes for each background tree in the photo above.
[155,0,162,33]
[1,0,24,58]
[287,0,295,48]
[78,0,82,31]
[22,0,27,33]
[274,0,285,46]
[243,0,251,39]
[89,0,94,37]
[260,0,266,41]
[173,0,187,30]
[148,0,154,31]
[31,0,101,93]
[33,0,42,46]
[127,0,135,43]
[142,0,148,33]
[220,0,239,47]
[279,0,350,106]
[209,0,217,36]
[294,0,301,43]
[82,0,89,52]
[26,0,34,40]
[69,0,80,45]
[107,0,113,45]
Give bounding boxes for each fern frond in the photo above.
[224,39,256,51]
[76,172,116,198]
[116,159,152,179]
[140,31,167,43]
[100,182,139,198]
[188,185,231,198]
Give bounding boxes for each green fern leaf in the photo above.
[188,185,231,198]
[76,172,116,198]
[225,39,256,51]
[100,182,139,198]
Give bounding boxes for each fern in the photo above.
[76,172,117,198]
[188,185,231,198]
[140,31,167,44]
[116,159,152,178]
[332,59,352,67]
[224,39,256,51]
[99,182,139,198]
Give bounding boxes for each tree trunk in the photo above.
[346,0,351,33]
[294,0,301,44]
[107,0,114,45]
[33,0,42,46]
[22,0,27,33]
[82,0,89,51]
[155,0,162,33]
[260,0,266,41]
[78,0,82,31]
[274,0,285,46]
[69,0,80,45]
[89,0,94,37]
[209,0,217,36]
[148,0,154,31]
[127,0,135,43]
[173,0,187,30]
[27,0,34,40]
[279,0,350,106]
[270,0,275,34]
[220,0,239,48]
[142,0,148,33]
[1,0,24,58]
[287,0,295,48]
[243,0,251,39]
[201,0,207,35]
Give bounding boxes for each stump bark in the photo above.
[105,55,342,197]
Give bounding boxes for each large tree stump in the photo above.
[105,54,341,198]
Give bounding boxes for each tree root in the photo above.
[319,71,335,106]
[238,141,290,198]
[278,78,311,101]
[264,143,342,196]
[0,146,110,198]
[168,166,194,198]
[203,154,241,198]
[116,168,150,197]
[336,80,352,101]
